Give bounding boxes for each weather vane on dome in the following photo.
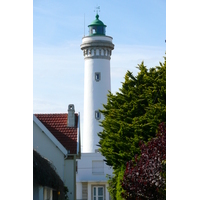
[94,5,100,15]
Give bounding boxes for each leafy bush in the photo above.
[122,123,166,200]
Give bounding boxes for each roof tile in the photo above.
[34,113,78,154]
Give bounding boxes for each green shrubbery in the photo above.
[98,56,166,199]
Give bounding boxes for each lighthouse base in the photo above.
[76,152,113,200]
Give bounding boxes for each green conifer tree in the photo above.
[98,57,166,199]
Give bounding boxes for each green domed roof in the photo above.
[88,14,106,27]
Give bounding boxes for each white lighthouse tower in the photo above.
[76,13,114,200]
[81,13,114,153]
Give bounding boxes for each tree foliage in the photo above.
[98,57,166,199]
[122,123,166,200]
[98,57,166,169]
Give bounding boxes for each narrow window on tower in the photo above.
[95,111,101,120]
[95,72,101,82]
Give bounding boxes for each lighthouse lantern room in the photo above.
[88,14,106,36]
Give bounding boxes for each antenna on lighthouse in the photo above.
[84,13,85,36]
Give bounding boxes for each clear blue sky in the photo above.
[33,0,166,119]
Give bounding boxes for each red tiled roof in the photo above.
[34,113,78,154]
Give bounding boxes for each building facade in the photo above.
[33,104,81,200]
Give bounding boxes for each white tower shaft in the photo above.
[81,36,114,153]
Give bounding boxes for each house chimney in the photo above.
[68,104,75,127]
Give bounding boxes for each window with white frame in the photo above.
[43,187,52,200]
[93,186,104,200]
[92,160,104,174]
[95,72,101,81]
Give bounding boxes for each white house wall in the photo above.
[76,153,113,200]
[76,153,112,181]
[64,159,76,200]
[33,121,65,182]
